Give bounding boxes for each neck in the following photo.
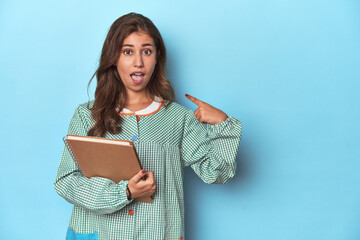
[126,89,153,105]
[124,90,154,112]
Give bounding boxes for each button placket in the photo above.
[129,115,139,142]
[132,114,141,143]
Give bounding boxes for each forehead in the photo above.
[122,31,154,47]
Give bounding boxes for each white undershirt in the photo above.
[120,96,163,115]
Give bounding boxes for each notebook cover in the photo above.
[65,134,152,203]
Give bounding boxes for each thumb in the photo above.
[131,169,147,183]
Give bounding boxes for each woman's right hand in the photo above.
[127,169,156,199]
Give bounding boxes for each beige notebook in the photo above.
[64,134,152,203]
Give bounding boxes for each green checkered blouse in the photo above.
[54,100,242,240]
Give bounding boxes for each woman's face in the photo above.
[116,31,157,96]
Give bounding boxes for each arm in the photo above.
[181,111,242,184]
[181,95,242,184]
[54,105,132,215]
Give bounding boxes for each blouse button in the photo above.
[132,135,138,141]
[128,209,134,215]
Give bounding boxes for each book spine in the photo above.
[63,136,84,175]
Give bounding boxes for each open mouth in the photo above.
[130,72,145,84]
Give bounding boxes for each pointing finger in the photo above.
[185,94,203,106]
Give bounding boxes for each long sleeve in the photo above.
[54,106,133,215]
[180,110,242,184]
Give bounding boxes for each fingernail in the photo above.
[142,169,146,174]
[185,94,189,97]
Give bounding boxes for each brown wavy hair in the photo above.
[87,13,175,137]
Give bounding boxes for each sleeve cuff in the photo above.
[118,180,134,204]
[207,116,242,136]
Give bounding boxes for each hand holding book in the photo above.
[127,169,156,199]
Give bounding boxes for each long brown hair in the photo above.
[87,13,175,137]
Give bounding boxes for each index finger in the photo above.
[185,94,203,106]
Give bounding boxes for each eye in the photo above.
[142,49,152,55]
[123,49,132,55]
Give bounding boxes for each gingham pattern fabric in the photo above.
[54,101,242,240]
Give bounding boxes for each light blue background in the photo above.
[1,0,359,239]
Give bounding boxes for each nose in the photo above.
[134,52,144,68]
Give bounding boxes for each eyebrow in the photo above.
[122,43,154,47]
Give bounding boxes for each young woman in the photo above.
[54,12,242,240]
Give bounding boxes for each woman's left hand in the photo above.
[185,94,228,125]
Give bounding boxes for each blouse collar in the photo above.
[119,96,163,116]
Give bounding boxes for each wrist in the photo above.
[126,185,132,200]
[213,113,228,125]
[219,114,228,123]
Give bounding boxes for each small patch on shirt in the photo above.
[66,227,98,240]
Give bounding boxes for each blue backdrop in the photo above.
[1,0,360,239]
